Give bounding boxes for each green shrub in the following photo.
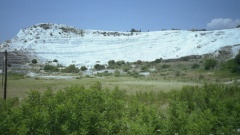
[114,70,121,77]
[161,64,170,69]
[0,83,155,134]
[94,64,105,71]
[122,65,131,72]
[108,60,116,69]
[231,65,240,73]
[61,64,80,73]
[191,63,200,69]
[154,58,162,63]
[204,58,218,70]
[44,65,59,72]
[31,59,38,64]
[141,65,149,72]
[135,60,142,64]
[128,70,140,78]
[53,59,58,62]
[167,84,240,134]
[80,66,88,71]
[116,60,125,67]
[219,52,240,73]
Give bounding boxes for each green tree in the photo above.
[80,66,88,71]
[94,64,105,71]
[136,60,142,64]
[53,59,58,62]
[204,58,218,70]
[32,59,38,64]
[116,60,125,67]
[108,60,116,69]
[154,58,162,63]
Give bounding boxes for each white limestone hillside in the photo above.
[1,23,240,67]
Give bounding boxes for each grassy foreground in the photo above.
[1,83,240,134]
[1,76,198,99]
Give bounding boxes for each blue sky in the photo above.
[0,0,240,42]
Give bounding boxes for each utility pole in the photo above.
[3,50,7,100]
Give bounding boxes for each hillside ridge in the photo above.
[1,23,240,67]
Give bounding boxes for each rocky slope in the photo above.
[1,23,240,67]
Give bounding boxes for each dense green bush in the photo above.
[167,84,240,134]
[161,64,170,69]
[231,65,240,73]
[31,59,38,64]
[53,59,58,62]
[0,83,156,134]
[219,52,240,73]
[127,70,140,78]
[141,65,149,72]
[80,66,88,71]
[94,64,105,71]
[135,60,143,64]
[114,70,121,77]
[223,59,240,73]
[1,83,239,134]
[61,64,80,73]
[44,65,59,72]
[116,60,125,67]
[122,65,131,72]
[154,58,162,63]
[204,58,218,70]
[108,60,116,69]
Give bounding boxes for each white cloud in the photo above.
[207,18,240,29]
